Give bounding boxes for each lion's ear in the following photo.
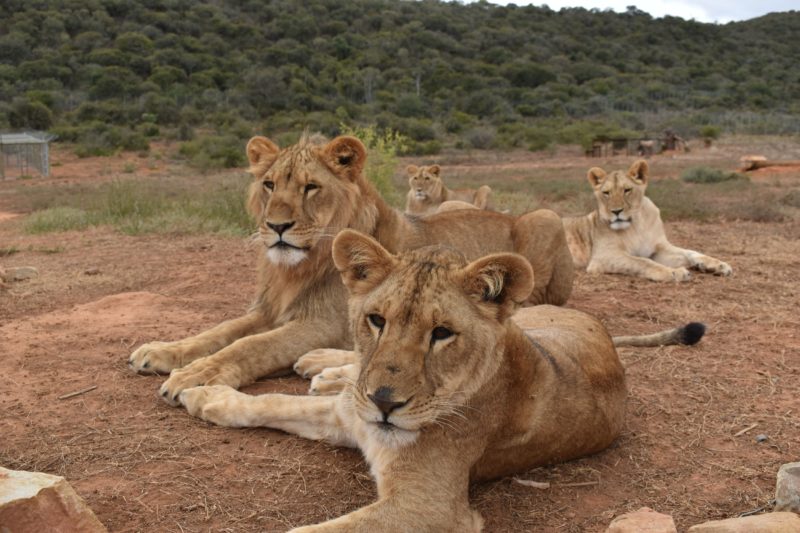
[428,164,440,176]
[406,164,418,176]
[322,136,367,181]
[246,136,280,167]
[628,160,648,184]
[333,230,395,295]
[587,167,607,188]
[459,253,534,321]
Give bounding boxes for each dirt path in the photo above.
[1,216,798,532]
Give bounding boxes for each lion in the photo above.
[128,134,574,405]
[405,164,492,216]
[179,229,689,531]
[562,160,732,282]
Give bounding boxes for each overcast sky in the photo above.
[484,1,796,23]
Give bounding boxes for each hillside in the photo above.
[1,0,798,159]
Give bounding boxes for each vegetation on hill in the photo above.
[1,0,798,160]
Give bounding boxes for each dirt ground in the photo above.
[1,143,799,532]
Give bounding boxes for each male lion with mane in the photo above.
[129,134,574,405]
[405,164,492,215]
[179,230,628,532]
[563,160,732,281]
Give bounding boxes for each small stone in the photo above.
[84,267,100,275]
[7,266,38,281]
[755,434,768,443]
[606,507,677,533]
[0,467,107,532]
[775,462,800,513]
[688,512,800,532]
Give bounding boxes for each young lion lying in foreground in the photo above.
[563,160,732,281]
[180,230,628,532]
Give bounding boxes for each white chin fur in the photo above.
[368,424,419,448]
[609,220,631,230]
[415,191,426,199]
[266,247,308,266]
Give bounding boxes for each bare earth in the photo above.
[1,145,799,532]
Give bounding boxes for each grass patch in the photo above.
[681,167,747,184]
[23,176,254,236]
[0,246,20,257]
[781,190,800,208]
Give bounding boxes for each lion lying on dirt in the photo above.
[129,134,574,405]
[563,160,732,282]
[179,230,628,532]
[405,164,492,216]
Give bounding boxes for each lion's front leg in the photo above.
[180,385,356,446]
[588,253,691,282]
[288,496,483,533]
[128,312,269,374]
[653,244,732,276]
[294,349,358,379]
[159,318,348,405]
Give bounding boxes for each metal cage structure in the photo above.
[0,132,56,179]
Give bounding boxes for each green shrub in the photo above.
[681,167,747,184]
[339,123,406,206]
[25,207,92,233]
[179,134,247,169]
[699,125,721,139]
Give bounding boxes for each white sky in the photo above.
[484,1,796,23]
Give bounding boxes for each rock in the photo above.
[776,462,800,513]
[688,512,800,532]
[606,507,677,533]
[0,467,107,533]
[755,434,768,443]
[84,267,100,276]
[7,266,39,281]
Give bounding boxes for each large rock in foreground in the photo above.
[605,507,677,533]
[0,467,106,533]
[775,461,800,513]
[688,512,800,532]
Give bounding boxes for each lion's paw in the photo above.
[309,364,356,396]
[698,259,732,276]
[179,385,252,427]
[128,341,186,374]
[671,267,692,282]
[294,349,356,379]
[160,359,241,406]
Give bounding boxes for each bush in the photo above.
[179,134,247,169]
[339,123,407,206]
[699,125,721,139]
[681,167,747,184]
[464,126,496,149]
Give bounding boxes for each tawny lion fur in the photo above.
[179,230,627,532]
[128,134,574,405]
[405,164,492,216]
[563,160,732,282]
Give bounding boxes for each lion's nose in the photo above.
[611,209,623,216]
[267,221,295,235]
[368,386,407,417]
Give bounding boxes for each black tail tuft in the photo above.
[679,322,706,345]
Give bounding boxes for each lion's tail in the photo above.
[612,322,706,347]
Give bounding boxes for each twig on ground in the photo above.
[733,423,758,437]
[514,477,550,489]
[58,385,97,400]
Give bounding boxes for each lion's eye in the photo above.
[263,181,274,191]
[304,183,318,193]
[424,177,430,181]
[367,314,385,329]
[602,191,610,196]
[431,326,454,342]
[624,188,632,194]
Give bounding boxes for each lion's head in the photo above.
[588,160,648,231]
[406,164,444,203]
[332,229,534,448]
[245,134,378,268]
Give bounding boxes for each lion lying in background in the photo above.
[129,134,574,405]
[563,160,732,282]
[405,164,492,215]
[179,230,628,532]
